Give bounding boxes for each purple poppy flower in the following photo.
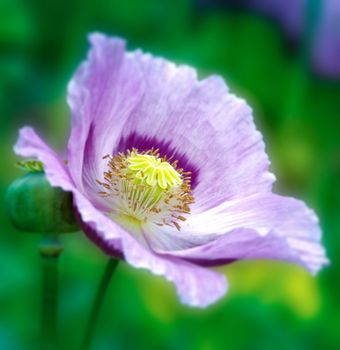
[14,33,328,307]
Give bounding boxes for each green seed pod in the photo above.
[6,171,79,233]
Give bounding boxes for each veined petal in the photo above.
[67,33,144,200]
[118,51,275,210]
[14,127,74,192]
[148,194,328,274]
[142,223,218,251]
[14,127,122,248]
[122,231,227,307]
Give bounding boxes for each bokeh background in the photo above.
[1,0,340,349]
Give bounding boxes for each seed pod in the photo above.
[6,171,79,233]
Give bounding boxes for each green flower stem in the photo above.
[81,258,119,350]
[39,234,63,350]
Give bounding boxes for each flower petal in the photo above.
[67,33,144,199]
[123,231,228,307]
[68,34,275,211]
[14,127,74,191]
[14,127,122,248]
[118,51,275,210]
[152,194,329,274]
[142,223,217,251]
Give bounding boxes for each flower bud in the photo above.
[6,171,79,233]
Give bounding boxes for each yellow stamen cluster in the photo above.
[127,153,182,189]
[97,148,194,230]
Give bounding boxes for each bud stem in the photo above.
[81,258,119,350]
[39,234,63,350]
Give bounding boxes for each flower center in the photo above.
[127,153,182,189]
[98,148,194,230]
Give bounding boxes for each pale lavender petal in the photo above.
[142,223,217,251]
[67,33,144,199]
[118,52,275,211]
[14,127,74,191]
[67,34,275,210]
[14,127,123,248]
[150,194,328,274]
[123,231,228,307]
[84,217,228,307]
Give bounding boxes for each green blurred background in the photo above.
[1,0,339,349]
